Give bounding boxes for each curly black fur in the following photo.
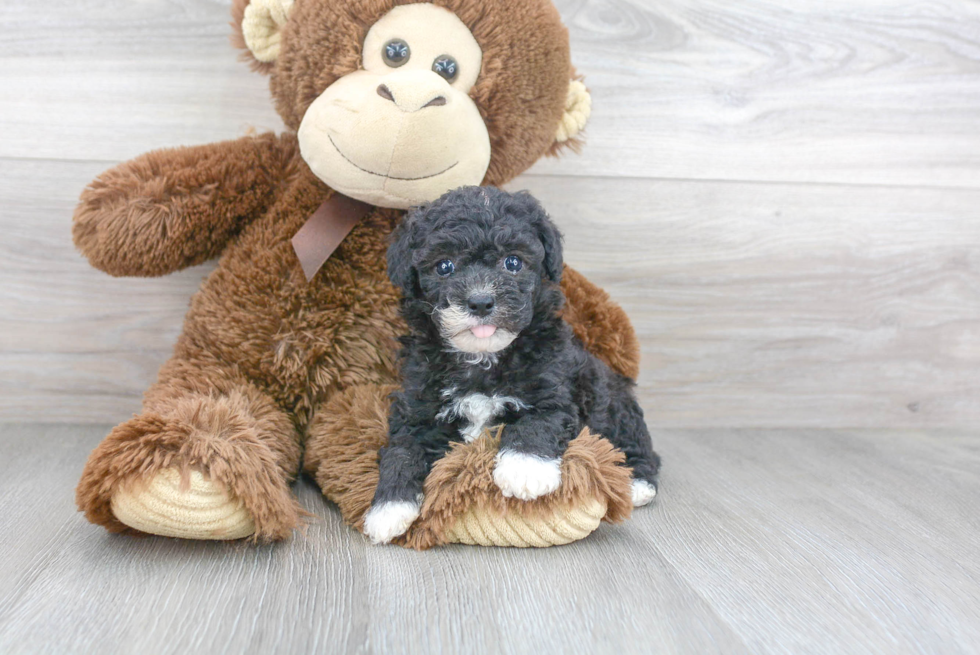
[373,186,661,509]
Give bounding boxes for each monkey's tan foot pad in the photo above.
[111,468,256,540]
[398,430,631,549]
[443,496,608,547]
[316,422,635,549]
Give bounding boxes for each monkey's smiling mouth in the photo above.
[328,135,459,181]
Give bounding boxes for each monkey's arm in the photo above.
[72,133,297,277]
[560,265,641,380]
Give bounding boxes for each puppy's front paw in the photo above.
[363,500,422,544]
[631,479,658,507]
[493,450,562,501]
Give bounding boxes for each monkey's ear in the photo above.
[554,80,592,146]
[233,0,294,70]
[387,214,421,296]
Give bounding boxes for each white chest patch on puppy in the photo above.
[436,393,529,442]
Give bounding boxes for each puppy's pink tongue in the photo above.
[471,325,497,339]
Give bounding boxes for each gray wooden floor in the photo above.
[1,423,979,654]
[2,0,980,652]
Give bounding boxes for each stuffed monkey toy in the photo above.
[74,0,643,548]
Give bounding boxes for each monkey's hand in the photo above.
[560,265,641,380]
[72,133,296,277]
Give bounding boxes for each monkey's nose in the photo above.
[467,294,495,317]
[377,84,447,112]
[377,84,395,102]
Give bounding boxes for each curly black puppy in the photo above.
[363,186,661,544]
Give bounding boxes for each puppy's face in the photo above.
[388,187,564,354]
[422,234,536,354]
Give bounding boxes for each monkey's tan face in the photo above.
[298,4,491,209]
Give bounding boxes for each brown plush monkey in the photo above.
[74,0,641,547]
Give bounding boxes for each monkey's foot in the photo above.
[111,468,255,540]
[76,399,303,541]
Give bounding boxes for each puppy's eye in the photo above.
[504,255,523,273]
[435,259,455,277]
[383,39,410,68]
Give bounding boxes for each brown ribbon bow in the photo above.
[291,193,372,281]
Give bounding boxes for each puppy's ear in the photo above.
[538,218,564,283]
[519,193,563,283]
[387,211,422,295]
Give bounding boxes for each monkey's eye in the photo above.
[504,256,523,273]
[383,39,410,67]
[432,56,459,82]
[435,260,455,277]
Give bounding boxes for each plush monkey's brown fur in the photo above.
[75,0,641,543]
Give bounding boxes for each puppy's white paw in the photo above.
[493,450,562,501]
[631,479,658,507]
[363,500,421,544]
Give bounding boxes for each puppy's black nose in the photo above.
[467,294,495,317]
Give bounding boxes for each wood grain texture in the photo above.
[3,0,980,187]
[3,157,978,426]
[2,0,980,426]
[1,424,978,654]
[543,0,980,187]
[516,175,980,428]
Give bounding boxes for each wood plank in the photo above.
[0,0,285,163]
[1,424,978,653]
[643,426,980,654]
[4,158,978,427]
[541,0,980,187]
[517,175,980,428]
[1,0,980,187]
